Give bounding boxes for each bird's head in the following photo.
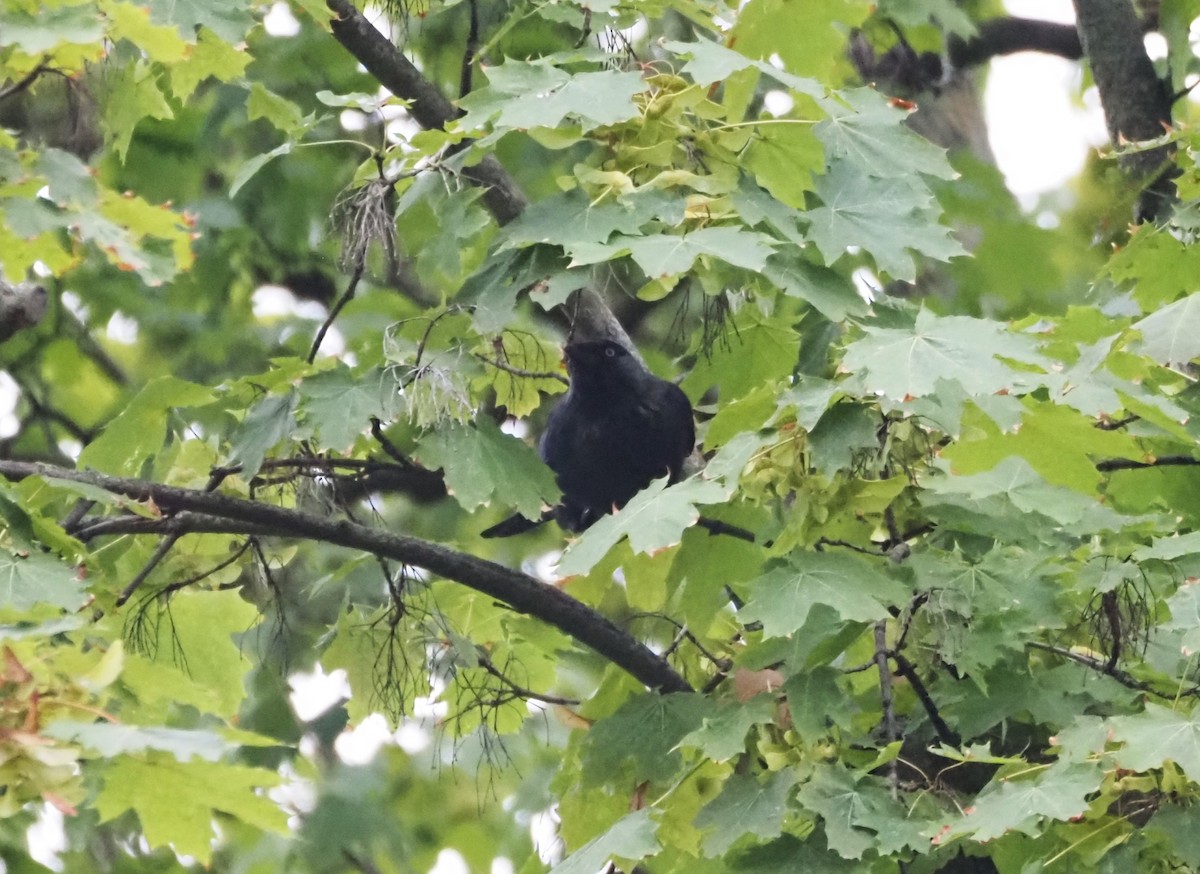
[563,340,644,397]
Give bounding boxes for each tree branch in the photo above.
[1095,455,1200,472]
[948,18,1083,68]
[325,0,527,225]
[323,0,637,350]
[1072,0,1175,221]
[0,460,692,694]
[874,620,899,797]
[1026,640,1198,700]
[0,60,51,102]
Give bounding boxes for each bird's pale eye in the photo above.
[604,347,616,358]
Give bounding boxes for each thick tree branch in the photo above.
[1072,0,1175,221]
[948,18,1083,68]
[0,460,691,694]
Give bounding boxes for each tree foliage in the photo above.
[3,0,1200,872]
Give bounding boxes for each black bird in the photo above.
[482,339,695,537]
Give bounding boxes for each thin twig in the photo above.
[1096,414,1139,431]
[1026,640,1199,700]
[629,612,733,672]
[477,652,581,706]
[370,418,412,465]
[0,60,51,101]
[892,652,958,746]
[342,850,382,874]
[894,592,930,653]
[308,263,364,363]
[815,537,880,556]
[696,517,758,543]
[115,526,183,607]
[842,659,877,675]
[473,352,570,385]
[1096,455,1200,472]
[59,499,96,534]
[156,541,254,599]
[21,388,94,443]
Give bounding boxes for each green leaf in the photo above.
[415,418,560,519]
[551,808,660,874]
[230,141,294,197]
[783,667,856,736]
[731,177,808,245]
[683,315,801,399]
[229,390,299,478]
[95,754,287,864]
[740,552,909,636]
[503,190,647,248]
[0,3,104,53]
[1133,291,1200,366]
[808,402,880,473]
[106,1,189,63]
[570,227,777,277]
[171,26,252,100]
[1107,226,1200,311]
[143,0,255,41]
[583,693,710,784]
[940,400,1142,493]
[662,38,824,97]
[743,122,825,208]
[247,82,306,133]
[557,477,728,578]
[793,765,913,859]
[1133,531,1200,562]
[728,834,859,873]
[99,60,174,162]
[79,376,213,475]
[842,309,1047,402]
[924,456,1137,530]
[480,333,568,418]
[678,695,777,762]
[695,769,798,856]
[459,61,645,133]
[1109,702,1200,784]
[298,366,399,451]
[816,88,958,180]
[729,0,872,81]
[1148,805,1200,869]
[939,761,1100,842]
[806,162,966,280]
[0,548,85,611]
[1163,584,1200,655]
[132,589,258,717]
[763,247,868,321]
[879,0,977,35]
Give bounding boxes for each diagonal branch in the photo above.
[326,0,527,225]
[0,460,692,694]
[323,0,635,349]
